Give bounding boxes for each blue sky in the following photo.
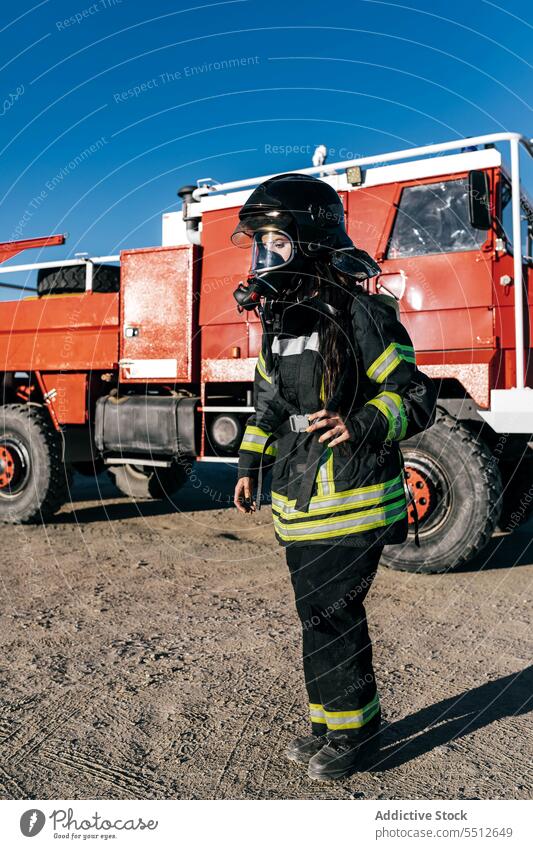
[0,0,531,296]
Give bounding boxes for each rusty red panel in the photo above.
[201,323,248,360]
[119,245,199,383]
[40,372,87,424]
[0,292,119,371]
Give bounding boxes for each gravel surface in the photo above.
[0,464,531,800]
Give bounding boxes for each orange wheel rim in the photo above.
[405,465,432,523]
[0,445,16,489]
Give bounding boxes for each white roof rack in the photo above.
[192,132,533,200]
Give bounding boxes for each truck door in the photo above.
[375,174,494,355]
[119,245,198,383]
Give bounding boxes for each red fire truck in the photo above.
[1,131,532,573]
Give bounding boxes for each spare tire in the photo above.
[37,263,120,296]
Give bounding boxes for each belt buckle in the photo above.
[289,413,310,433]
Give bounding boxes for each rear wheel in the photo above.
[0,405,71,523]
[107,461,188,500]
[381,411,502,573]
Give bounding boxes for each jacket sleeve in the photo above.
[237,336,286,480]
[346,294,417,449]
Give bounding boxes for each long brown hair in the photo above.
[314,263,354,405]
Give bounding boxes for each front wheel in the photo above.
[0,404,71,523]
[107,461,188,500]
[381,411,502,573]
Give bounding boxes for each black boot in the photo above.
[285,734,328,764]
[307,715,381,780]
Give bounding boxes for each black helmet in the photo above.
[231,172,381,282]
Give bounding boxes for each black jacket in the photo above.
[238,286,419,548]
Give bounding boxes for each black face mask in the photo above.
[233,229,308,310]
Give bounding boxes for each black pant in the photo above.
[285,542,383,738]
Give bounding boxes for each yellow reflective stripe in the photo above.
[240,424,277,456]
[367,392,408,441]
[246,425,270,439]
[240,441,264,454]
[273,513,406,540]
[256,356,272,384]
[366,342,396,380]
[273,500,407,541]
[309,703,327,723]
[273,473,403,504]
[316,446,334,496]
[240,441,277,456]
[324,693,379,720]
[319,373,325,404]
[366,342,416,383]
[272,497,405,529]
[272,486,405,520]
[366,397,395,437]
[325,695,380,730]
[378,353,403,382]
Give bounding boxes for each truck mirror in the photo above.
[468,170,491,230]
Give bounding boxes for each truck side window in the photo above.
[387,178,487,258]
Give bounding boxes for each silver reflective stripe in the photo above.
[375,392,402,437]
[271,332,319,356]
[325,695,380,727]
[273,500,406,537]
[318,450,333,495]
[243,432,268,446]
[369,346,400,382]
[309,707,326,720]
[271,477,404,514]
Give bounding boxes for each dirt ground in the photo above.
[0,463,531,801]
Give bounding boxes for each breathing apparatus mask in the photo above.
[231,213,308,310]
[231,173,381,311]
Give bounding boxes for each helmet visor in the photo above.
[231,211,294,247]
[250,230,295,274]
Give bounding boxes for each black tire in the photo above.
[381,411,503,573]
[0,404,71,523]
[37,264,120,296]
[107,461,188,500]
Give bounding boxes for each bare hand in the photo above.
[234,476,256,513]
[306,409,352,448]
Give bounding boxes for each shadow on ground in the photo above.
[370,665,533,773]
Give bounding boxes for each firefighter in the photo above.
[232,174,420,781]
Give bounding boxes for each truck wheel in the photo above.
[381,411,502,573]
[37,264,120,296]
[107,462,188,500]
[0,405,71,523]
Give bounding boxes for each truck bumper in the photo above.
[478,388,533,434]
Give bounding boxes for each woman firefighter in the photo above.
[232,173,436,781]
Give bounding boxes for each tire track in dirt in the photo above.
[6,692,83,766]
[35,746,159,799]
[0,764,27,799]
